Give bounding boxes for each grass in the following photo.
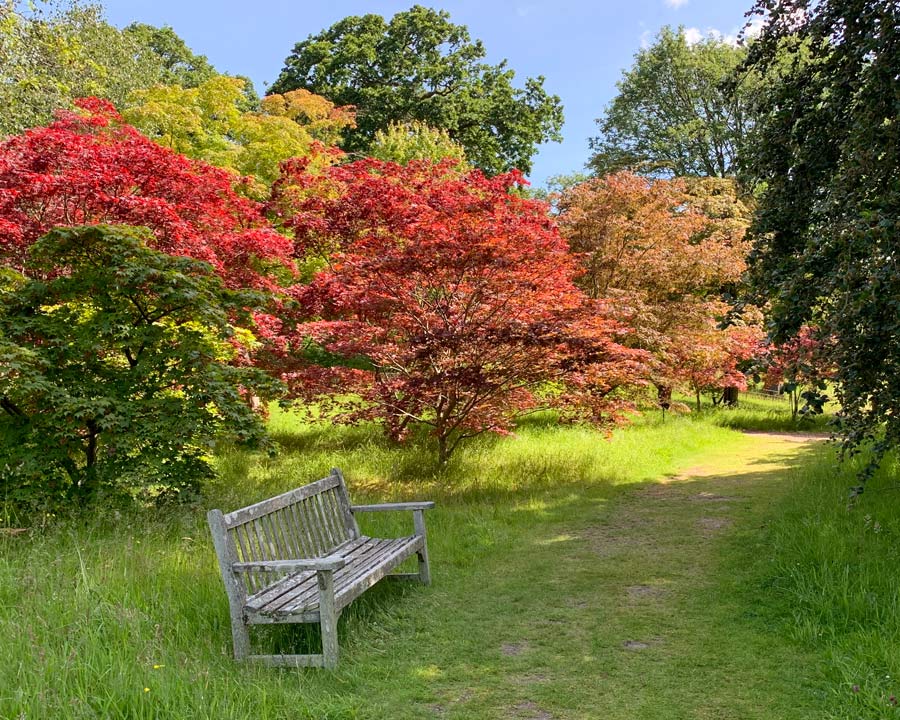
[738,446,900,719]
[0,397,895,718]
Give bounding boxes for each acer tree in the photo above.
[0,98,294,294]
[270,159,644,461]
[124,81,354,191]
[556,171,752,407]
[764,326,833,421]
[675,320,763,411]
[0,226,279,505]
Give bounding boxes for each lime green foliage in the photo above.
[0,226,279,507]
[369,121,468,168]
[0,410,840,717]
[124,80,351,192]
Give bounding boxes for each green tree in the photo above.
[123,78,352,191]
[123,22,259,108]
[589,27,751,178]
[741,0,900,483]
[269,5,563,174]
[122,22,217,89]
[0,226,280,506]
[369,121,467,167]
[0,1,166,136]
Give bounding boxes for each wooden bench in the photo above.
[207,468,434,668]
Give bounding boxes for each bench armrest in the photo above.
[350,501,435,513]
[232,556,346,573]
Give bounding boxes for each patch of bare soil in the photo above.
[698,516,732,534]
[501,641,529,656]
[508,701,554,719]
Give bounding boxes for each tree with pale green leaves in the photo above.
[369,121,467,168]
[0,0,165,136]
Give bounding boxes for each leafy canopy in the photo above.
[0,97,294,295]
[0,226,279,505]
[0,1,166,136]
[123,79,354,191]
[589,27,751,178]
[741,0,900,478]
[556,172,753,400]
[269,159,644,461]
[270,5,563,175]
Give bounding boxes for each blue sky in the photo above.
[102,0,755,187]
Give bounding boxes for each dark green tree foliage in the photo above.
[0,226,279,506]
[742,0,900,480]
[270,5,563,174]
[123,22,217,88]
[589,27,750,178]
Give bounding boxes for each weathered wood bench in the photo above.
[207,468,434,668]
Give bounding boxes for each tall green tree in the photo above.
[269,5,563,174]
[589,27,751,178]
[122,22,217,88]
[741,0,900,482]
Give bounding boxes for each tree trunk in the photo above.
[437,434,450,464]
[722,386,739,406]
[657,385,672,411]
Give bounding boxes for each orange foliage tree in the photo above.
[557,171,753,408]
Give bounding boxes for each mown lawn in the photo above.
[0,401,895,719]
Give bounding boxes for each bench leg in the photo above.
[413,510,431,586]
[231,616,251,661]
[318,569,339,669]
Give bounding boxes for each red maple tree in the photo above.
[270,159,646,461]
[0,98,293,294]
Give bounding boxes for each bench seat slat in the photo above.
[243,536,387,614]
[244,535,422,619]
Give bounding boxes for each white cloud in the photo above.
[683,26,740,47]
[743,15,766,38]
[683,27,704,45]
[664,0,689,8]
[515,5,535,17]
[639,29,654,49]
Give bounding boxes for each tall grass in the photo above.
[737,446,900,719]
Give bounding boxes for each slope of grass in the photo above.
[0,407,854,718]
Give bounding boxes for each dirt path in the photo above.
[467,432,826,719]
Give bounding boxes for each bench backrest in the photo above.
[210,468,360,595]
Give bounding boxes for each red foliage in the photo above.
[674,319,765,407]
[0,98,293,293]
[269,159,646,460]
[765,325,833,388]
